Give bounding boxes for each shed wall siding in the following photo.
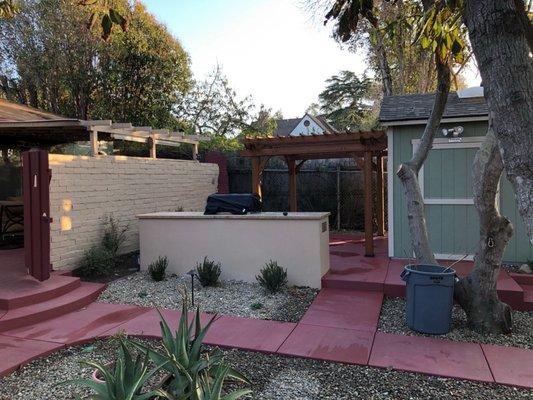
[48,155,218,270]
[391,121,532,262]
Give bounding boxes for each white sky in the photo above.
[144,0,481,118]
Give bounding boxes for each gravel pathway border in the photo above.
[97,271,318,322]
[1,339,531,400]
[378,297,533,349]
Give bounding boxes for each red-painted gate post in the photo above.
[22,149,51,281]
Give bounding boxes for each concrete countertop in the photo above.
[137,211,330,220]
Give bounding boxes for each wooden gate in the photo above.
[22,149,51,281]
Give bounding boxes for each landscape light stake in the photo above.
[187,269,196,307]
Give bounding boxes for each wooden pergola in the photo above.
[241,130,387,256]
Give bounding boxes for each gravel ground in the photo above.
[378,297,533,349]
[1,339,531,400]
[97,271,318,322]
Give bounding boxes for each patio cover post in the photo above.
[149,134,157,159]
[364,150,374,256]
[376,153,385,236]
[89,129,98,156]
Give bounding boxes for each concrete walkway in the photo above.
[1,238,532,389]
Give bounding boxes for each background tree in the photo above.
[0,0,191,126]
[317,71,375,130]
[175,65,278,137]
[91,1,191,128]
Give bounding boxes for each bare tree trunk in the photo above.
[375,31,393,97]
[455,123,513,333]
[396,58,450,264]
[464,0,533,242]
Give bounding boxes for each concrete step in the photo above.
[0,276,81,310]
[0,282,105,332]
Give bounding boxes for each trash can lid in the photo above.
[404,264,456,276]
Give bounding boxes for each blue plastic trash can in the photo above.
[400,264,456,334]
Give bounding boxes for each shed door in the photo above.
[415,138,483,259]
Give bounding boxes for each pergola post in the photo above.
[149,134,157,159]
[251,157,262,198]
[89,129,99,156]
[192,143,199,160]
[364,150,374,256]
[287,158,297,212]
[376,153,385,236]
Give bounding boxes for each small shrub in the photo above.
[77,247,114,278]
[148,256,168,281]
[102,215,128,257]
[250,302,263,310]
[256,260,288,293]
[196,256,221,286]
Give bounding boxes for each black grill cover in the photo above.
[204,193,262,215]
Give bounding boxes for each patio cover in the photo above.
[0,99,202,158]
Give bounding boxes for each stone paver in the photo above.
[278,324,375,365]
[205,316,296,352]
[0,335,64,376]
[482,344,533,389]
[300,288,382,332]
[369,332,494,383]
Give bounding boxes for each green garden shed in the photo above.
[380,88,532,263]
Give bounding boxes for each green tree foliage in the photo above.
[317,71,375,130]
[0,0,191,127]
[92,1,191,128]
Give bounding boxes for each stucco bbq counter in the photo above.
[138,212,330,289]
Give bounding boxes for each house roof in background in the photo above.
[274,117,301,137]
[0,99,76,122]
[274,114,338,137]
[379,92,488,124]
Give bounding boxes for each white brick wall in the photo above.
[48,154,218,270]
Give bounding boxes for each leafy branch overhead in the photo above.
[81,0,128,41]
[0,0,127,40]
[324,0,468,66]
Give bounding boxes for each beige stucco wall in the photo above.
[48,155,218,270]
[138,212,330,288]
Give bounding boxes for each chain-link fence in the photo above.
[228,167,387,231]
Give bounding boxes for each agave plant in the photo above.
[131,302,251,400]
[61,340,167,400]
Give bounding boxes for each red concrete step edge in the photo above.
[509,273,533,285]
[0,276,81,310]
[0,282,105,332]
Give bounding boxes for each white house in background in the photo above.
[274,113,338,137]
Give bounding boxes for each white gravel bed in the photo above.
[1,339,531,400]
[378,297,533,349]
[97,271,318,322]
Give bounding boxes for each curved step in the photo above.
[0,276,81,310]
[0,282,105,332]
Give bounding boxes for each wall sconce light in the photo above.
[442,126,464,142]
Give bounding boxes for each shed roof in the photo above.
[379,92,488,124]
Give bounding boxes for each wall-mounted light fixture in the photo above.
[442,126,464,142]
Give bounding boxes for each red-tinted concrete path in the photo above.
[1,238,532,389]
